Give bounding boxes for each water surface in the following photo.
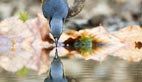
[0,56,142,82]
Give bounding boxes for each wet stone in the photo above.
[88,15,106,27]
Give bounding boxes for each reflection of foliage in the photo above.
[62,26,123,61]
[74,34,93,56]
[17,67,28,76]
[19,11,29,22]
[79,46,92,56]
[63,30,106,57]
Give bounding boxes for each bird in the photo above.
[42,0,86,43]
[42,0,69,42]
[42,1,85,82]
[44,48,68,82]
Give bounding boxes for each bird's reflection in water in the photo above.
[44,48,68,82]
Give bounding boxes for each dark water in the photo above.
[0,56,142,82]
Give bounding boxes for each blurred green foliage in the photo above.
[19,11,29,22]
[17,67,28,76]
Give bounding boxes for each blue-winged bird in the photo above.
[42,0,85,82]
[42,0,85,42]
[42,0,68,41]
[44,49,68,82]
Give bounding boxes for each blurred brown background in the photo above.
[0,1,142,82]
[0,0,142,31]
